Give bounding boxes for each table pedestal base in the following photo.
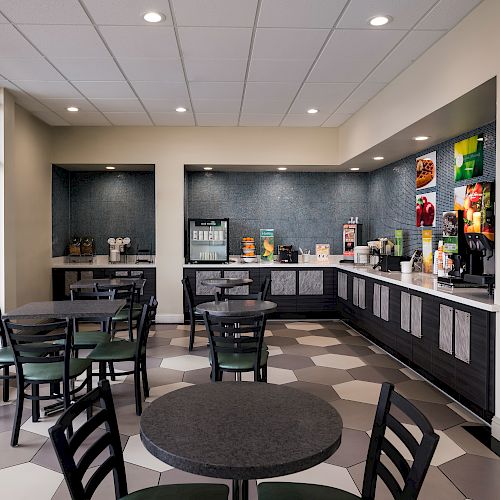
[232,479,248,500]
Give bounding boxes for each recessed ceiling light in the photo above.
[277,167,287,171]
[373,156,384,161]
[105,166,115,170]
[66,106,79,112]
[307,108,319,114]
[143,11,165,23]
[413,136,430,141]
[369,15,392,27]
[203,167,213,171]
[350,167,360,171]
[176,107,187,113]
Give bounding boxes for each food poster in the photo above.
[454,134,484,181]
[422,229,433,273]
[315,244,330,261]
[454,181,494,240]
[442,211,459,254]
[416,151,436,190]
[416,192,436,227]
[260,229,274,261]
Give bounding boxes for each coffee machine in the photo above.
[108,237,131,263]
[278,245,298,263]
[341,221,362,262]
[462,233,495,294]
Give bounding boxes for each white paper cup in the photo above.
[400,261,413,274]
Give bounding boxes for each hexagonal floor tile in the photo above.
[285,322,325,331]
[182,367,213,384]
[123,434,173,473]
[269,328,308,338]
[396,380,451,404]
[160,355,210,371]
[170,336,207,348]
[267,345,284,356]
[176,324,206,332]
[285,381,339,403]
[325,344,374,357]
[281,344,328,357]
[295,366,354,386]
[0,430,46,469]
[21,409,87,438]
[264,336,299,347]
[268,354,315,370]
[242,367,297,384]
[331,399,377,431]
[312,353,366,370]
[124,367,183,388]
[264,329,273,337]
[296,336,341,347]
[325,428,370,468]
[347,365,409,385]
[145,382,193,403]
[333,380,382,405]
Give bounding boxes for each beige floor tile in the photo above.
[21,410,87,438]
[145,382,193,403]
[242,367,297,384]
[334,380,382,405]
[123,434,173,473]
[267,345,283,356]
[446,402,483,423]
[285,322,325,331]
[297,335,341,347]
[443,425,499,460]
[396,380,451,404]
[312,353,366,370]
[0,430,46,469]
[176,324,206,332]
[0,462,63,499]
[160,354,210,371]
[170,336,207,348]
[331,399,377,432]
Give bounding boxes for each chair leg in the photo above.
[134,365,142,416]
[99,362,106,381]
[11,385,24,447]
[141,357,149,398]
[32,384,40,422]
[261,365,267,383]
[86,366,93,419]
[2,366,9,402]
[188,319,195,351]
[109,361,116,381]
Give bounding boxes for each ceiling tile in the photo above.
[239,114,283,126]
[99,26,179,59]
[32,109,70,126]
[13,92,49,112]
[367,30,446,84]
[189,82,243,100]
[337,0,437,30]
[335,82,386,114]
[416,0,483,30]
[252,28,329,59]
[0,58,63,81]
[259,0,347,28]
[184,59,247,82]
[82,0,173,26]
[248,59,312,82]
[281,112,329,127]
[51,58,123,81]
[14,80,81,99]
[142,99,188,113]
[322,111,352,127]
[0,12,8,23]
[132,81,189,100]
[0,25,41,58]
[308,29,407,82]
[117,58,184,82]
[197,113,239,126]
[289,82,357,114]
[63,111,110,126]
[178,27,252,59]
[103,112,152,126]
[244,82,300,101]
[150,112,195,126]
[242,99,292,114]
[39,97,97,113]
[73,81,135,99]
[192,99,241,113]
[90,98,144,112]
[0,0,90,24]
[172,0,258,27]
[18,25,110,58]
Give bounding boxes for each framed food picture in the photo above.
[416,192,436,227]
[454,134,484,181]
[416,151,436,189]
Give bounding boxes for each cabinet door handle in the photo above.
[439,304,454,355]
[352,277,359,307]
[410,295,422,338]
[400,291,411,332]
[373,283,381,318]
[454,309,471,364]
[358,279,366,309]
[380,286,390,321]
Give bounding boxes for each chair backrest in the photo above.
[96,283,135,307]
[215,276,271,302]
[260,276,271,300]
[362,382,439,500]
[3,319,73,379]
[0,308,7,349]
[203,312,266,373]
[49,380,128,500]
[70,289,116,331]
[135,296,158,358]
[182,277,196,319]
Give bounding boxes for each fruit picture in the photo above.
[416,192,436,227]
[259,229,274,261]
[454,134,484,181]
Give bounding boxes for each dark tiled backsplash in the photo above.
[52,169,155,257]
[186,121,495,256]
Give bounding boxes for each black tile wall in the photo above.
[52,166,70,257]
[52,168,155,256]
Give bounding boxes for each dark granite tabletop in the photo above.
[195,300,277,317]
[3,300,126,319]
[140,382,342,480]
[70,278,146,291]
[201,277,253,288]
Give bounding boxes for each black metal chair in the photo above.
[182,276,202,351]
[258,382,439,500]
[203,312,268,382]
[3,319,92,447]
[88,297,157,416]
[0,309,16,402]
[215,276,271,302]
[49,379,230,500]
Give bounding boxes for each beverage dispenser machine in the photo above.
[341,221,362,262]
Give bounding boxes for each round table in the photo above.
[140,382,342,500]
[196,299,277,317]
[201,277,253,300]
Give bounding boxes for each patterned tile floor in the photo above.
[0,320,499,499]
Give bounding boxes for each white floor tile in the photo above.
[123,434,173,473]
[160,355,210,371]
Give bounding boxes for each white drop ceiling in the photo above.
[0,0,483,127]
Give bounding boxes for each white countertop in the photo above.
[52,255,156,269]
[183,256,498,312]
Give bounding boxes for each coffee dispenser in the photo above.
[341,222,362,262]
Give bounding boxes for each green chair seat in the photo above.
[210,349,268,370]
[257,482,360,500]
[54,331,111,348]
[24,358,92,382]
[123,483,229,500]
[89,341,144,362]
[113,308,142,322]
[0,346,14,365]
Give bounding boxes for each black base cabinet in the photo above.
[334,269,495,422]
